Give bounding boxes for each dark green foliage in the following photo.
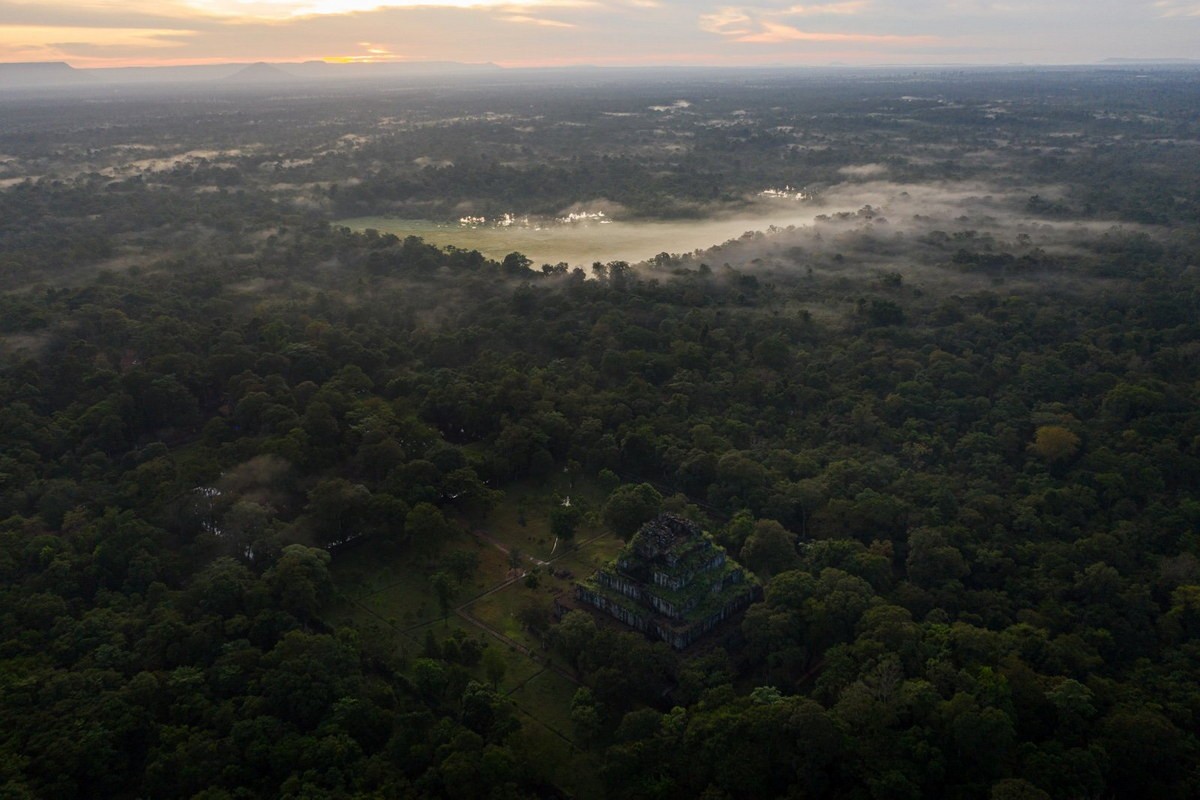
[549,503,582,541]
[602,483,664,539]
[3,69,1200,800]
[3,218,1200,796]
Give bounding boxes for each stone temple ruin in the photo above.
[575,513,761,650]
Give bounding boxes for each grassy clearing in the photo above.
[331,538,430,596]
[511,718,604,800]
[338,208,812,270]
[330,547,440,628]
[475,476,611,558]
[405,616,546,692]
[327,483,624,780]
[556,533,625,575]
[485,640,547,693]
[456,540,515,596]
[509,669,580,737]
[481,497,560,562]
[330,527,510,624]
[463,580,557,652]
[463,587,530,644]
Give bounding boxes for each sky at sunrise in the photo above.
[1,0,1198,69]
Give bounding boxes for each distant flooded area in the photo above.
[338,205,813,267]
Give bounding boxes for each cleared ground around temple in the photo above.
[325,480,616,798]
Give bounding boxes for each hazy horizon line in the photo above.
[5,56,1200,72]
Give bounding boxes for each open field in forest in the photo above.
[339,205,814,267]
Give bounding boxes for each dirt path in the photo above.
[469,527,610,569]
[452,527,617,688]
[456,571,526,608]
[455,605,581,687]
[343,525,611,747]
[470,528,549,565]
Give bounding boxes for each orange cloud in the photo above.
[501,14,576,26]
[181,0,595,21]
[735,20,936,43]
[783,1,869,15]
[0,24,194,54]
[698,7,753,35]
[1154,0,1200,16]
[324,40,401,60]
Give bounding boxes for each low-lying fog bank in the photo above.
[339,199,816,267]
[340,177,1163,284]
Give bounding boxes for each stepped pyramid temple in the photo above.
[575,514,761,650]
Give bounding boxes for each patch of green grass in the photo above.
[509,716,604,800]
[331,540,432,596]
[456,541,515,596]
[330,531,519,628]
[509,669,580,737]
[324,492,623,771]
[484,506,558,562]
[404,618,545,691]
[327,597,388,630]
[327,548,438,629]
[553,532,625,577]
[462,580,560,651]
[476,477,612,563]
[351,579,440,628]
[484,639,547,693]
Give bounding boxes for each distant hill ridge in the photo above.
[1099,57,1200,64]
[225,62,298,83]
[0,59,504,90]
[0,61,89,87]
